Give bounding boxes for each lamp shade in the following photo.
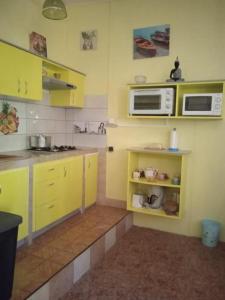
[42,0,67,20]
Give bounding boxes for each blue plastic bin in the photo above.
[202,219,221,247]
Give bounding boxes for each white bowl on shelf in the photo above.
[134,75,147,84]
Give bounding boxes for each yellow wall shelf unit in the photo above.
[127,148,190,220]
[128,80,225,119]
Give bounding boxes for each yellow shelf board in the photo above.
[127,147,191,156]
[175,116,223,120]
[128,80,225,88]
[127,205,181,220]
[129,178,181,188]
[127,115,223,120]
[127,115,176,119]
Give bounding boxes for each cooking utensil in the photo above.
[29,134,51,149]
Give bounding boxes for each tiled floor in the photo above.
[12,205,130,300]
[61,226,225,300]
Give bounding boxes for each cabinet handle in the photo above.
[64,167,67,177]
[17,79,21,93]
[25,81,28,95]
[48,168,55,171]
[0,186,2,194]
[49,182,55,186]
[47,204,54,209]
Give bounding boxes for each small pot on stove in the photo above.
[29,134,52,149]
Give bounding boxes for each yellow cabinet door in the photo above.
[33,160,61,231]
[35,200,60,231]
[85,153,98,208]
[0,167,29,240]
[60,156,83,216]
[0,42,21,97]
[68,71,85,108]
[50,71,85,108]
[0,41,42,101]
[20,50,42,100]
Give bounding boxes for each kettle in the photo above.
[144,167,158,181]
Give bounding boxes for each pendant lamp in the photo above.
[42,0,67,20]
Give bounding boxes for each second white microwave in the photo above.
[182,93,222,116]
[129,88,174,116]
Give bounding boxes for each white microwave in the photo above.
[182,93,222,116]
[129,88,174,116]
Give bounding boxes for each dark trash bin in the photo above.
[0,211,22,300]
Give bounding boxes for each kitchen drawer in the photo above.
[34,200,59,231]
[34,179,60,207]
[33,160,61,182]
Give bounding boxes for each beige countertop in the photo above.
[0,147,98,171]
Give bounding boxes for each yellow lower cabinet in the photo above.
[33,157,83,231]
[35,200,59,231]
[59,156,83,217]
[0,167,29,240]
[33,160,61,231]
[33,160,61,182]
[85,153,98,208]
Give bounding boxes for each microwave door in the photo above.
[132,94,162,115]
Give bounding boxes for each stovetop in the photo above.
[29,145,77,152]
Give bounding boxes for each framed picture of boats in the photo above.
[133,24,170,59]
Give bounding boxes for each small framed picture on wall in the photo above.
[80,30,97,50]
[29,31,47,57]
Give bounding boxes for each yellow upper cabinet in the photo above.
[0,167,29,241]
[85,153,98,208]
[49,70,85,108]
[68,71,85,108]
[0,41,42,101]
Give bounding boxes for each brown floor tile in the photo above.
[22,261,62,293]
[13,205,130,299]
[49,249,76,267]
[11,288,30,300]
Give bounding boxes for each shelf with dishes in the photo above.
[128,80,224,119]
[127,148,190,219]
[128,177,181,189]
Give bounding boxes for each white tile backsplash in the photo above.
[70,108,107,122]
[52,133,66,146]
[0,134,27,152]
[54,120,66,133]
[0,94,108,151]
[73,133,107,148]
